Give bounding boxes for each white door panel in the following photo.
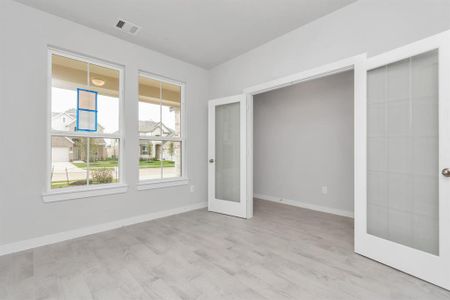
[208,94,252,218]
[355,30,450,290]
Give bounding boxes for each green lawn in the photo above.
[140,160,174,168]
[72,159,174,169]
[51,180,84,189]
[51,178,119,189]
[73,160,118,169]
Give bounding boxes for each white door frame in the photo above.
[356,30,450,290]
[243,53,366,218]
[243,55,366,95]
[208,94,253,219]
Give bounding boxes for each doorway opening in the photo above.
[252,70,355,220]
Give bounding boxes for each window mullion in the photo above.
[160,149,163,179]
[87,62,90,87]
[159,81,163,137]
[160,82,163,180]
[86,138,90,186]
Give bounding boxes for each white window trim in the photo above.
[137,71,188,190]
[42,183,128,203]
[43,48,126,202]
[137,179,189,191]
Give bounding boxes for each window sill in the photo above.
[42,184,128,203]
[137,178,189,191]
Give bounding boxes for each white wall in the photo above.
[209,0,450,98]
[0,0,209,247]
[254,71,354,214]
[3,0,450,249]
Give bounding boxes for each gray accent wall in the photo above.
[254,71,354,214]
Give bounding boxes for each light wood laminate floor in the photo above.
[1,199,449,300]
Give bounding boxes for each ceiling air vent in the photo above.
[115,19,141,35]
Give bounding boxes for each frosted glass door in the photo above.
[215,102,241,202]
[208,94,250,219]
[355,31,450,290]
[367,50,439,254]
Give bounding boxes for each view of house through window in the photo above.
[139,75,183,181]
[50,53,121,189]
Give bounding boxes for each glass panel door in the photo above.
[208,95,250,218]
[367,50,439,255]
[215,102,241,202]
[355,31,450,290]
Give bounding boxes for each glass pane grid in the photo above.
[51,53,120,135]
[138,139,182,181]
[50,52,122,191]
[78,110,97,131]
[138,74,183,181]
[51,136,120,190]
[367,50,439,255]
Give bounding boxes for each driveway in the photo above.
[51,162,87,181]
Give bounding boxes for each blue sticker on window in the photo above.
[76,88,98,132]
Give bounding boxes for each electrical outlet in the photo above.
[321,186,328,194]
[190,185,195,193]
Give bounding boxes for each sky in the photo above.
[52,87,176,133]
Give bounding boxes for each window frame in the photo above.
[137,71,188,190]
[43,48,126,202]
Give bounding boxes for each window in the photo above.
[138,74,184,183]
[49,51,123,192]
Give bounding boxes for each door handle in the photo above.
[442,168,450,177]
[209,159,214,163]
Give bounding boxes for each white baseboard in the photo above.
[0,201,207,256]
[254,193,353,218]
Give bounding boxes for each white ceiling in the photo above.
[14,0,357,68]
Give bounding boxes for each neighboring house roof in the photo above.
[52,136,75,148]
[139,120,174,136]
[52,108,104,131]
[139,120,159,132]
[52,109,107,149]
[52,111,75,121]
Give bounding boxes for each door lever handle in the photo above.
[209,159,214,163]
[442,168,450,177]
